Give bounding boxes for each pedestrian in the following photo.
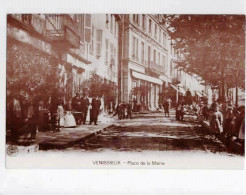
[113,104,122,120]
[95,96,101,124]
[163,98,172,117]
[90,96,98,125]
[38,100,46,131]
[163,99,169,117]
[7,94,23,142]
[63,99,76,128]
[209,102,223,135]
[176,102,184,121]
[81,95,90,124]
[56,99,65,129]
[127,103,132,119]
[133,98,137,112]
[238,118,245,144]
[72,93,82,125]
[224,104,236,137]
[235,106,245,142]
[185,89,192,105]
[202,103,209,120]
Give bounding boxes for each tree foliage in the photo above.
[80,71,117,102]
[164,15,245,90]
[7,40,61,102]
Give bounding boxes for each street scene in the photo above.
[6,14,245,169]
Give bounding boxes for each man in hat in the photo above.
[72,93,81,125]
[90,96,100,125]
[81,94,90,124]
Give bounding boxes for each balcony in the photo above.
[8,14,47,36]
[46,14,80,49]
[149,61,165,74]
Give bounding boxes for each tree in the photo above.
[80,71,117,112]
[7,40,61,102]
[80,71,104,97]
[164,15,245,103]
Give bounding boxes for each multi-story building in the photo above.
[121,14,170,110]
[7,14,122,111]
[8,14,176,111]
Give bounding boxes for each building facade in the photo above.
[7,14,122,112]
[170,43,212,104]
[121,14,170,110]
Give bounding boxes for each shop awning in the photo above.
[170,83,179,91]
[159,75,168,82]
[132,71,163,85]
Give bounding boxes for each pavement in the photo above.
[13,109,244,155]
[35,109,191,151]
[82,109,209,152]
[6,109,244,169]
[36,123,114,150]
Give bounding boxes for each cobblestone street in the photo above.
[82,110,233,155]
[6,110,244,169]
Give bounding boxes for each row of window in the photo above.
[132,35,167,71]
[105,39,117,66]
[132,14,167,48]
[106,14,118,38]
[45,14,120,65]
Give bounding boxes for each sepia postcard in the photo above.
[5,13,245,169]
[1,0,246,194]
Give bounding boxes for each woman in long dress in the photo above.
[57,103,65,127]
[63,100,76,128]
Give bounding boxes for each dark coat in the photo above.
[72,96,81,111]
[81,97,89,111]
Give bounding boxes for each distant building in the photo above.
[121,14,171,110]
[170,44,210,104]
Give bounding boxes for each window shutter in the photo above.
[110,43,114,65]
[132,36,135,58]
[85,14,91,42]
[80,14,85,43]
[163,32,166,47]
[96,29,102,57]
[105,39,109,63]
[136,38,138,60]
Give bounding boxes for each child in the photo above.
[210,102,223,135]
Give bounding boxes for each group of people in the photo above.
[54,94,102,128]
[185,99,245,144]
[6,91,103,142]
[166,97,244,145]
[113,103,132,120]
[70,93,101,126]
[208,101,245,143]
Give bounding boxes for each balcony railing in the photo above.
[149,61,165,74]
[46,14,80,48]
[10,14,47,36]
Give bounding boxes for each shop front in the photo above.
[130,71,163,111]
